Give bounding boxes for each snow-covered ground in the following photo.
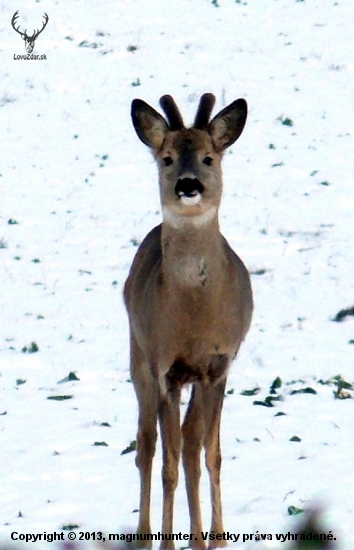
[1,0,353,547]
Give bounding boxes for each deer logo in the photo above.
[11,10,49,53]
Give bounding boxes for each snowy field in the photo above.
[0,0,353,547]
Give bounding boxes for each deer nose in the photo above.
[175,178,204,206]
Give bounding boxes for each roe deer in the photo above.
[124,93,253,550]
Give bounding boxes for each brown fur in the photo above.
[124,94,253,549]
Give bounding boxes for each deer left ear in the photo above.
[209,99,247,152]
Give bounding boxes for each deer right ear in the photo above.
[131,99,169,151]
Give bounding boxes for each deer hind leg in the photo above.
[158,387,181,550]
[182,384,206,550]
[130,338,158,548]
[202,377,228,548]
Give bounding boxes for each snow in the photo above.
[0,0,353,547]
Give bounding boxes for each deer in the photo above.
[11,10,49,53]
[124,93,253,550]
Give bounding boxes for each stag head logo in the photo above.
[11,10,49,53]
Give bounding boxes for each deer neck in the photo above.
[161,213,225,289]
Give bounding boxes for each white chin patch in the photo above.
[180,193,201,206]
[163,205,217,229]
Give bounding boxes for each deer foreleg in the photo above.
[135,409,157,546]
[203,379,227,548]
[182,384,206,550]
[158,389,181,550]
[131,341,158,548]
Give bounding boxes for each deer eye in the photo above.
[163,156,173,167]
[203,156,213,166]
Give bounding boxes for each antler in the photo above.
[11,11,49,41]
[159,94,216,131]
[31,13,49,41]
[11,11,26,38]
[159,95,184,130]
[193,93,216,129]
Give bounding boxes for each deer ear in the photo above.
[131,99,169,151]
[209,99,247,152]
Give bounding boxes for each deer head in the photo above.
[11,10,49,53]
[131,93,247,229]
